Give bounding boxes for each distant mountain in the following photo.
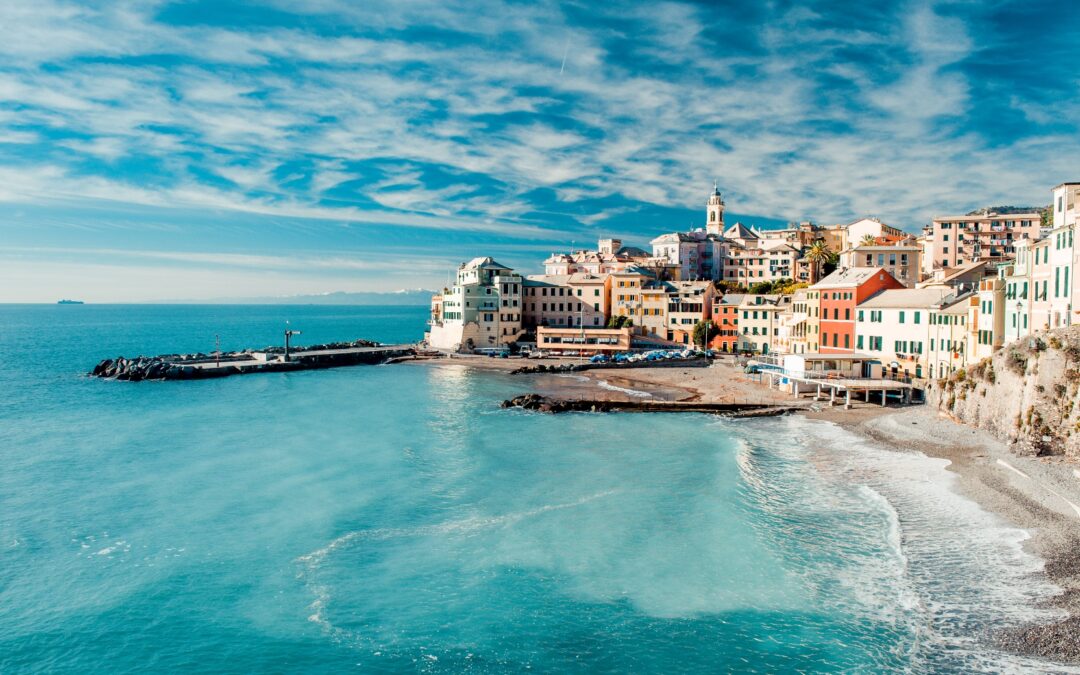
[161,289,435,305]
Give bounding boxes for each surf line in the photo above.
[998,459,1080,519]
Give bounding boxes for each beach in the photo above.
[405,354,1080,663]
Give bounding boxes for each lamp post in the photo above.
[284,326,302,361]
[1016,301,1023,343]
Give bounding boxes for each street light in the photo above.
[1015,301,1023,343]
[284,324,302,361]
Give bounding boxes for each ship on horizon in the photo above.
[57,299,85,305]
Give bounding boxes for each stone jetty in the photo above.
[510,355,710,375]
[500,393,799,417]
[90,339,414,381]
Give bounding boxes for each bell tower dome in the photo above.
[706,182,725,234]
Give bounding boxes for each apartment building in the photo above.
[924,210,1040,273]
[427,257,523,352]
[813,267,904,353]
[737,294,792,354]
[709,293,744,352]
[970,274,1006,360]
[543,238,651,276]
[926,293,972,379]
[522,273,611,329]
[1053,183,1080,324]
[854,288,949,379]
[666,281,716,344]
[839,245,922,288]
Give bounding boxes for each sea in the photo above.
[0,304,1075,673]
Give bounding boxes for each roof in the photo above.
[939,260,992,283]
[932,212,1040,221]
[844,244,921,253]
[462,256,512,271]
[715,293,746,306]
[723,222,759,240]
[857,288,950,309]
[812,266,894,289]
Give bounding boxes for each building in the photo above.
[786,288,815,354]
[427,257,523,352]
[839,245,922,288]
[1047,217,1075,329]
[845,217,906,246]
[854,288,950,379]
[536,326,631,355]
[543,237,651,276]
[1030,237,1053,331]
[813,267,905,353]
[1052,183,1080,324]
[650,230,728,281]
[665,280,716,344]
[522,273,611,330]
[925,210,1040,272]
[927,292,972,379]
[1004,248,1032,344]
[709,293,744,352]
[723,224,800,285]
[650,185,729,281]
[971,273,1006,359]
[736,294,792,354]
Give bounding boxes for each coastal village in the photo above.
[426,181,1080,392]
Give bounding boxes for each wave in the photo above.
[723,414,1072,672]
[294,489,621,641]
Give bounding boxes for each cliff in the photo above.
[926,326,1080,458]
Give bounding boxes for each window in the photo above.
[857,335,864,349]
[899,311,905,324]
[913,311,920,324]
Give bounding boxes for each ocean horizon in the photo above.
[0,304,1070,672]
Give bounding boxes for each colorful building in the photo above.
[813,267,904,353]
[709,293,744,352]
[854,288,950,379]
[427,257,523,352]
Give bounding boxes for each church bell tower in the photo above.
[706,182,725,235]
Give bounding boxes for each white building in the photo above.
[854,288,950,379]
[427,257,523,352]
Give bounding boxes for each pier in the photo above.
[90,340,415,381]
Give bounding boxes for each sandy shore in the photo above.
[403,353,1080,662]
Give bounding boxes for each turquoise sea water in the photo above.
[0,305,1072,673]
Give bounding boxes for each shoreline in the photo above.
[403,354,1080,664]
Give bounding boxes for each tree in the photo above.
[692,320,715,349]
[804,240,833,280]
[748,280,777,294]
[859,234,878,246]
[607,315,631,329]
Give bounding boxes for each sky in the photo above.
[0,0,1078,302]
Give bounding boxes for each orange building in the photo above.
[709,293,744,352]
[813,267,904,353]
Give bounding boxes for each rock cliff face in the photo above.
[926,326,1080,458]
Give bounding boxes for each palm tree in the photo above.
[804,240,833,282]
[859,234,878,246]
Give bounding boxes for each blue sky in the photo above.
[1,0,1077,301]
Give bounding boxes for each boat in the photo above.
[57,299,85,305]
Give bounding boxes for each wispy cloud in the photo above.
[0,0,1076,301]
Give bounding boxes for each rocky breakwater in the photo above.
[511,355,709,375]
[501,393,797,417]
[90,339,409,381]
